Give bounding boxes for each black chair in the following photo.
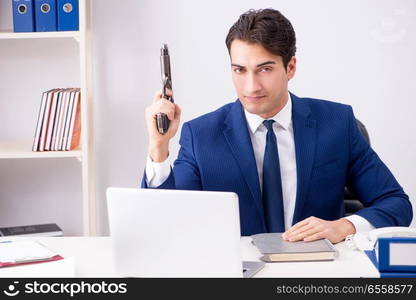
[344,119,369,216]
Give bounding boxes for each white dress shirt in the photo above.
[145,93,374,232]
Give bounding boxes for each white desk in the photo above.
[0,237,380,278]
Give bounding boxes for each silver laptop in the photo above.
[106,188,264,277]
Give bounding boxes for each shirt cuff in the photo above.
[145,154,171,187]
[344,215,376,233]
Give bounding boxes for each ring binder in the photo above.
[12,0,35,32]
[34,0,57,31]
[57,0,79,31]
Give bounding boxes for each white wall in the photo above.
[1,0,415,235]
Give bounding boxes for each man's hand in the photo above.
[145,90,181,162]
[281,216,356,244]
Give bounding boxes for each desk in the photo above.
[0,237,379,277]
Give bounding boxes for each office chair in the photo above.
[344,119,369,216]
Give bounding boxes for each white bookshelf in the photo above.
[0,141,82,159]
[0,0,96,236]
[0,30,80,40]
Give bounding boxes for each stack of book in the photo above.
[32,88,81,152]
[365,237,416,278]
[0,223,63,237]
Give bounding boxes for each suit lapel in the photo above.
[291,93,317,225]
[223,100,265,224]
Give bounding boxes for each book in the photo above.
[0,223,63,237]
[55,89,70,150]
[59,89,71,150]
[45,89,61,150]
[66,89,81,150]
[250,233,338,262]
[0,240,63,268]
[39,89,58,151]
[32,90,49,151]
[62,89,76,150]
[51,90,64,150]
[365,249,416,278]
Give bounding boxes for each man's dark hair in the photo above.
[225,8,296,69]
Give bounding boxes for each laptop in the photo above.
[106,187,265,277]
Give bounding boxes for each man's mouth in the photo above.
[245,95,266,102]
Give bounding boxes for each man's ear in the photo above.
[286,56,297,80]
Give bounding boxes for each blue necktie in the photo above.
[262,120,285,232]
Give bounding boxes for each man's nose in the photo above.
[245,73,262,94]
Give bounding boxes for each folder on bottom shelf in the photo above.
[0,240,63,268]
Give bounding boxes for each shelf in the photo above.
[0,141,82,159]
[0,31,80,41]
[0,1,95,236]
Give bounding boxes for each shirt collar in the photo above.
[244,92,292,134]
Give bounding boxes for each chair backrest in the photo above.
[356,119,370,145]
[344,119,369,216]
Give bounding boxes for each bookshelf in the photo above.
[0,30,80,40]
[0,0,96,236]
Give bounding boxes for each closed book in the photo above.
[32,90,49,151]
[377,237,416,273]
[0,223,63,237]
[34,0,57,32]
[57,0,79,31]
[58,89,72,150]
[62,89,75,150]
[12,0,35,32]
[51,90,64,150]
[54,89,69,150]
[66,89,81,150]
[44,88,61,150]
[251,233,337,262]
[39,89,58,151]
[365,250,416,278]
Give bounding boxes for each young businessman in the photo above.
[142,9,412,243]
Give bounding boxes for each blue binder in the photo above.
[34,0,57,31]
[365,250,416,278]
[57,0,79,31]
[378,237,416,273]
[12,0,35,32]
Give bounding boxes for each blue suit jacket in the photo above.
[142,93,413,236]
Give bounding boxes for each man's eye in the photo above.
[233,68,244,73]
[260,67,272,72]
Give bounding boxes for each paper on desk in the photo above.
[0,257,75,278]
[0,241,57,263]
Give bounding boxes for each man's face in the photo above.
[230,39,296,119]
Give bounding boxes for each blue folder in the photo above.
[378,237,416,273]
[34,0,57,31]
[57,0,79,31]
[365,250,416,278]
[12,0,35,32]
